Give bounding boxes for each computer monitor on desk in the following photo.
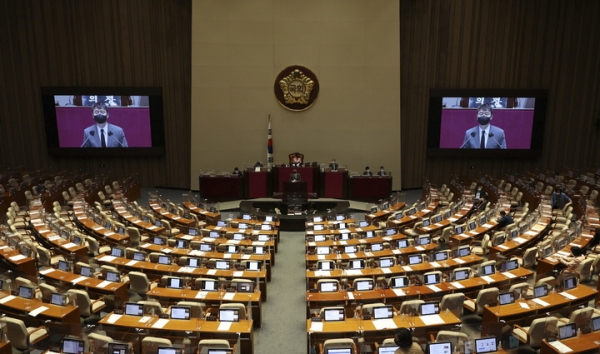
[170,306,191,320]
[558,323,577,340]
[474,337,497,354]
[157,347,183,354]
[319,281,339,293]
[426,342,452,354]
[327,349,352,354]
[51,293,68,306]
[378,346,399,354]
[419,302,440,315]
[323,308,345,321]
[562,276,577,291]
[62,338,85,354]
[108,342,131,354]
[106,270,121,282]
[207,350,233,354]
[18,285,34,299]
[125,302,144,316]
[219,309,240,322]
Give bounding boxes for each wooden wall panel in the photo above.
[0,0,191,189]
[401,0,600,188]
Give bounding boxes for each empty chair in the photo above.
[433,331,470,348]
[39,283,59,303]
[518,247,539,269]
[578,257,594,283]
[440,293,465,318]
[464,287,499,315]
[160,219,180,235]
[509,282,530,300]
[4,316,49,352]
[512,316,557,348]
[88,333,113,352]
[470,234,490,255]
[126,226,147,247]
[128,271,156,296]
[198,339,230,354]
[399,300,424,315]
[97,191,112,206]
[67,289,106,322]
[36,246,65,267]
[142,337,173,354]
[87,237,111,256]
[139,300,165,315]
[356,302,387,318]
[177,301,207,319]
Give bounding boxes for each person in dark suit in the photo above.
[329,159,339,171]
[460,103,507,149]
[81,102,128,148]
[377,166,388,176]
[551,188,572,209]
[496,210,514,229]
[363,166,373,176]
[474,185,488,201]
[232,167,242,176]
[254,161,263,168]
[290,169,301,182]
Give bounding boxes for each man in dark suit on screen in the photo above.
[81,102,128,148]
[461,103,507,149]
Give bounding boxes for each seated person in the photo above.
[232,167,242,176]
[377,166,388,176]
[496,211,513,228]
[394,327,424,354]
[254,161,263,168]
[474,185,487,201]
[559,246,585,275]
[363,166,373,176]
[291,153,303,167]
[329,158,339,172]
[290,169,301,182]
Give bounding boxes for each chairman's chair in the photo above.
[440,293,465,318]
[512,316,558,348]
[3,316,48,352]
[198,339,231,354]
[142,337,173,354]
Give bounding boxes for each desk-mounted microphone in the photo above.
[459,132,476,149]
[81,130,95,147]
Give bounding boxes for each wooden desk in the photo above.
[149,202,196,229]
[68,205,131,246]
[99,313,254,354]
[305,244,439,265]
[536,231,596,277]
[183,202,221,222]
[95,255,268,301]
[146,287,262,328]
[29,218,89,257]
[540,332,600,354]
[0,341,11,354]
[0,240,36,278]
[0,290,80,336]
[387,205,437,229]
[488,219,550,261]
[481,285,598,338]
[112,200,166,234]
[364,202,406,224]
[38,267,129,308]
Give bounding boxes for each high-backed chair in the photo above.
[160,219,180,236]
[177,301,207,319]
[432,331,470,348]
[470,234,490,256]
[67,289,105,322]
[440,293,465,318]
[355,302,387,318]
[198,339,231,354]
[126,226,147,247]
[36,245,65,267]
[464,287,499,315]
[399,300,424,315]
[88,333,113,352]
[97,191,112,207]
[3,317,48,352]
[141,337,173,354]
[512,316,557,348]
[322,338,356,354]
[128,271,156,297]
[139,300,165,315]
[39,283,59,303]
[518,247,539,269]
[578,257,595,283]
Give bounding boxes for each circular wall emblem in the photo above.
[274,65,320,111]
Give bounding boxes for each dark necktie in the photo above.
[101,129,106,148]
[480,130,485,149]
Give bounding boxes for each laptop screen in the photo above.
[422,219,431,227]
[167,277,184,289]
[534,285,548,298]
[558,323,577,340]
[340,232,350,240]
[409,255,423,265]
[125,303,144,316]
[344,246,357,254]
[372,306,394,319]
[458,246,471,257]
[253,246,265,254]
[371,243,383,252]
[246,261,262,271]
[359,221,369,227]
[420,302,440,315]
[349,260,365,269]
[365,231,374,238]
[314,224,324,231]
[386,228,397,235]
[219,309,240,322]
[474,337,497,353]
[158,255,172,265]
[18,286,33,299]
[233,233,244,240]
[427,342,452,354]
[499,292,515,305]
[355,280,373,291]
[153,236,165,245]
[200,243,212,251]
[201,279,218,291]
[469,221,477,230]
[106,271,121,282]
[319,261,333,270]
[391,277,408,288]
[418,236,431,245]
[319,282,338,293]
[170,306,191,320]
[175,240,188,249]
[111,248,124,257]
[207,350,233,354]
[188,228,198,236]
[107,342,130,354]
[157,348,182,354]
[323,308,345,321]
[209,231,219,238]
[455,226,464,234]
[133,252,146,261]
[327,349,352,354]
[258,234,270,242]
[563,276,577,291]
[424,273,440,285]
[62,339,85,354]
[226,245,238,253]
[51,293,67,306]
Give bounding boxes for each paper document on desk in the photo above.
[392,249,401,254]
[217,322,233,331]
[9,255,26,261]
[206,270,217,275]
[309,321,323,332]
[519,303,530,309]
[99,255,116,262]
[448,217,458,222]
[242,254,251,259]
[307,242,316,247]
[502,272,516,278]
[402,266,413,271]
[181,235,194,240]
[223,292,235,300]
[450,282,464,289]
[430,262,441,268]
[347,292,354,300]
[559,292,577,300]
[223,253,232,258]
[481,276,494,283]
[233,271,244,277]
[427,285,442,292]
[525,230,537,236]
[0,295,15,304]
[97,281,111,288]
[315,271,331,277]
[548,341,573,353]
[126,260,138,266]
[381,268,392,274]
[532,298,550,307]
[497,245,509,250]
[392,289,406,296]
[483,223,494,228]
[373,319,397,330]
[138,316,151,323]
[39,268,55,275]
[454,258,465,264]
[415,246,425,251]
[140,243,151,248]
[152,318,169,328]
[63,242,77,249]
[420,314,445,326]
[71,276,88,284]
[29,306,49,317]
[195,292,207,299]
